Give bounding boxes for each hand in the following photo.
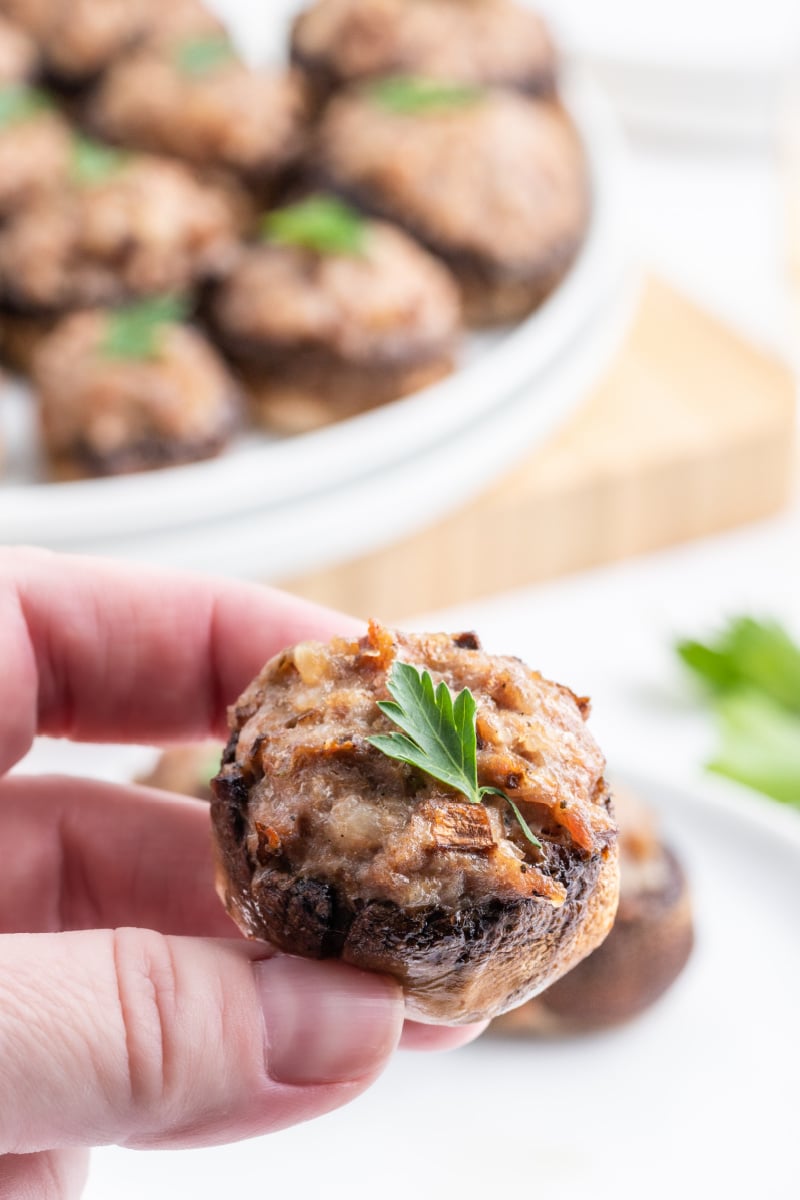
[0,548,485,1198]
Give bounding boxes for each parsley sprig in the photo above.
[0,84,53,129]
[678,616,800,712]
[368,660,541,847]
[262,195,366,257]
[368,75,485,115]
[677,615,800,808]
[175,34,237,78]
[102,296,188,362]
[70,136,129,187]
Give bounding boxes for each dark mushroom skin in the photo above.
[315,87,590,325]
[290,0,558,110]
[491,789,694,1034]
[211,623,619,1025]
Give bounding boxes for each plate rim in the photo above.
[0,73,632,544]
[613,761,800,855]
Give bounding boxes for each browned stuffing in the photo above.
[0,156,242,312]
[292,0,557,104]
[90,59,309,185]
[34,309,240,478]
[213,219,460,431]
[316,88,590,323]
[0,0,219,85]
[0,107,71,219]
[212,623,618,1023]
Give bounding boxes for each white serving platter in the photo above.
[76,765,800,1200]
[538,0,800,143]
[0,68,633,571]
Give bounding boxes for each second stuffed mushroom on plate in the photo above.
[211,195,461,433]
[88,33,309,194]
[33,302,240,479]
[316,80,590,325]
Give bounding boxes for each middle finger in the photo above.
[0,773,235,937]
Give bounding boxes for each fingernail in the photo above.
[254,956,403,1085]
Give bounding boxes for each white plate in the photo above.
[538,0,800,143]
[0,74,632,552]
[56,261,637,577]
[80,767,800,1200]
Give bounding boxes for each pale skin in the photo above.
[0,548,486,1199]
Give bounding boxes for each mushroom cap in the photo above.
[211,624,619,1024]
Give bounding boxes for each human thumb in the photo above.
[0,929,403,1155]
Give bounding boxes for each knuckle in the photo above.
[111,927,179,1121]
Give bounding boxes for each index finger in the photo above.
[0,547,360,772]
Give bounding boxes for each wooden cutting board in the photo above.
[282,277,797,618]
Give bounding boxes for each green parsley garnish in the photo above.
[175,34,237,77]
[102,296,188,362]
[677,616,800,713]
[707,690,800,807]
[262,195,366,257]
[677,615,800,808]
[367,660,542,847]
[368,75,485,114]
[0,84,52,129]
[70,136,129,187]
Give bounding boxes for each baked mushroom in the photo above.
[137,741,224,802]
[0,85,71,221]
[316,82,590,324]
[0,149,243,362]
[0,0,219,89]
[291,0,558,109]
[491,788,694,1035]
[33,304,240,478]
[211,196,460,433]
[211,623,619,1025]
[88,36,308,192]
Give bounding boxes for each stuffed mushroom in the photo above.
[211,623,619,1025]
[316,82,590,324]
[33,304,240,478]
[0,85,71,221]
[88,37,308,192]
[211,196,460,432]
[0,0,219,89]
[0,151,243,364]
[291,0,558,108]
[491,788,694,1034]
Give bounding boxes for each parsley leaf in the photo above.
[368,660,542,847]
[102,296,188,362]
[709,690,800,808]
[677,616,800,714]
[0,84,52,129]
[70,136,129,187]
[677,615,800,809]
[175,34,237,78]
[368,75,485,115]
[262,195,366,257]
